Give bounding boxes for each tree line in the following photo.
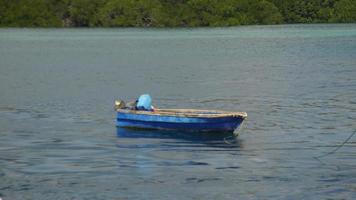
[0,0,355,27]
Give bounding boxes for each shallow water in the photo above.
[0,24,355,199]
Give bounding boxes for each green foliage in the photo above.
[94,0,163,27]
[0,0,355,27]
[333,0,356,22]
[68,0,107,26]
[0,0,62,27]
[270,0,321,23]
[233,0,283,25]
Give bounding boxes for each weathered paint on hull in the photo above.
[116,111,245,133]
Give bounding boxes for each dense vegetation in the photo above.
[1,0,356,27]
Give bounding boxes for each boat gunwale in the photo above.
[116,108,247,118]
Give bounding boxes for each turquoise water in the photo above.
[0,24,355,199]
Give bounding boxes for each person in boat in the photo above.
[122,94,154,111]
[135,94,155,111]
[115,94,155,111]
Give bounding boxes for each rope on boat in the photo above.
[223,121,245,145]
[234,121,245,137]
[315,129,356,159]
[223,135,235,145]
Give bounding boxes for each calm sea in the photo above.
[0,25,355,199]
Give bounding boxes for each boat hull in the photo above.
[116,110,245,133]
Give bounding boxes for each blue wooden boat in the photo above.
[116,108,247,134]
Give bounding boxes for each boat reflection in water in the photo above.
[116,127,244,149]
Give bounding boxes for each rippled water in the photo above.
[0,25,355,199]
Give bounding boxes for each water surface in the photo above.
[0,24,356,199]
